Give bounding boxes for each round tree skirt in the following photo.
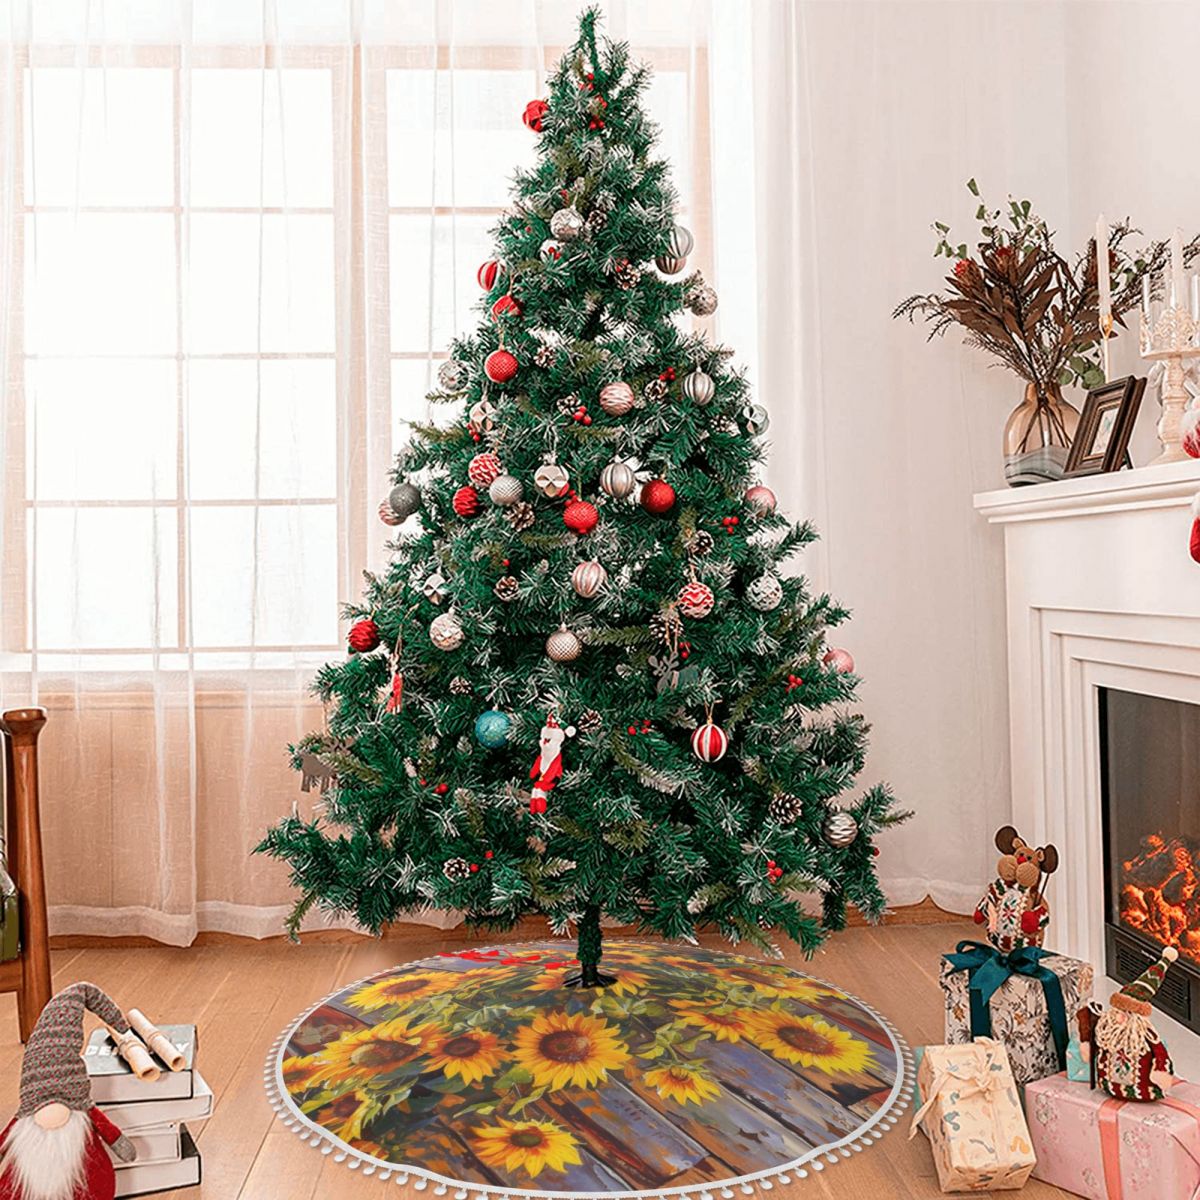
[266,940,913,1197]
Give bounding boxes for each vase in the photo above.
[1002,382,1080,486]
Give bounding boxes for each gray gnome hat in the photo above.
[18,982,130,1117]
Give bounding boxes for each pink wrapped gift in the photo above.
[1026,1071,1200,1199]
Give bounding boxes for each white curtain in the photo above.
[0,0,713,943]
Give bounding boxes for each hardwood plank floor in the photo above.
[0,920,1073,1198]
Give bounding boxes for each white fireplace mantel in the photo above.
[975,457,1200,1070]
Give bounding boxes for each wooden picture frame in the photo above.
[1064,375,1145,477]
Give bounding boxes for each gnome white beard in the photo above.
[0,1110,90,1200]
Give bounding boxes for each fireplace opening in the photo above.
[1101,687,1200,1030]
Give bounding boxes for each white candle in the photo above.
[1096,213,1111,323]
[1172,227,1186,308]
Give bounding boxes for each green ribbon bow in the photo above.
[943,939,1068,1071]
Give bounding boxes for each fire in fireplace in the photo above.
[1101,687,1200,1030]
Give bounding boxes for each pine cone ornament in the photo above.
[449,676,473,695]
[494,575,519,602]
[577,708,603,733]
[585,207,608,233]
[686,529,715,557]
[614,260,641,290]
[556,393,580,416]
[643,377,668,402]
[508,501,535,531]
[649,607,683,644]
[534,343,556,368]
[769,793,803,824]
[443,857,471,881]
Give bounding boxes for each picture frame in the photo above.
[1064,375,1145,477]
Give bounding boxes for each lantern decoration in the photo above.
[540,239,563,262]
[533,461,570,498]
[546,625,582,662]
[656,224,694,274]
[823,647,855,673]
[746,573,783,612]
[745,404,770,435]
[823,810,860,848]
[523,99,548,132]
[682,368,715,406]
[491,294,522,321]
[474,709,512,749]
[348,619,381,653]
[430,611,464,651]
[598,381,635,416]
[452,486,480,517]
[550,206,585,241]
[571,560,607,598]
[691,717,728,763]
[422,572,447,604]
[563,499,599,535]
[678,580,715,619]
[379,499,402,526]
[468,397,496,435]
[477,260,505,290]
[467,453,503,488]
[484,348,519,384]
[689,283,719,317]
[744,484,777,516]
[437,359,468,392]
[488,474,523,506]
[599,460,636,499]
[640,478,676,515]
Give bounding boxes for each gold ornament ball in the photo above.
[823,810,859,848]
[598,381,636,416]
[546,626,582,662]
[430,611,464,651]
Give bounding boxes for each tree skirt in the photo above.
[265,940,914,1197]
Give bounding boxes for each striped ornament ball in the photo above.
[691,719,728,763]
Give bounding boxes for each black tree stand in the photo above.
[564,905,616,988]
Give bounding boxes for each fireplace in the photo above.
[1101,687,1200,1031]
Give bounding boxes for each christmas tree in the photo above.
[257,10,908,986]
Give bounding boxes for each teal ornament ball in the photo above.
[474,709,512,749]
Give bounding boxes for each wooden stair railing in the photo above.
[1,707,52,1040]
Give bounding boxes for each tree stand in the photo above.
[564,905,615,989]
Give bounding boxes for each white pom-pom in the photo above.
[565,725,577,738]
[1163,945,1180,963]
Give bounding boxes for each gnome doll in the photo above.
[528,713,575,815]
[0,982,137,1200]
[1080,946,1179,1102]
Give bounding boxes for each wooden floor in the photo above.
[0,919,1073,1199]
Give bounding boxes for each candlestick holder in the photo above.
[1139,304,1200,464]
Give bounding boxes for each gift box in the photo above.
[940,941,1093,1085]
[0,865,17,964]
[908,1037,1036,1192]
[1026,1071,1200,1199]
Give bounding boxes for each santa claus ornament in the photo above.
[528,713,575,814]
[1079,944,1179,1101]
[0,982,138,1200]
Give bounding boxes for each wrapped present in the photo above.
[940,940,1093,1085]
[908,1037,1036,1192]
[0,862,17,964]
[1065,1036,1090,1084]
[1026,1071,1200,1199]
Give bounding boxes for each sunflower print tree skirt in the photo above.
[267,941,912,1196]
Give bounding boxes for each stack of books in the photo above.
[85,1023,209,1197]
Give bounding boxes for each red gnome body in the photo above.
[528,713,575,815]
[0,982,136,1200]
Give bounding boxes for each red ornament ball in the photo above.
[691,719,728,763]
[348,618,381,653]
[484,349,519,384]
[745,484,777,516]
[477,259,505,290]
[453,486,480,517]
[523,99,549,132]
[467,452,503,487]
[491,293,522,321]
[823,647,855,673]
[640,479,676,515]
[1182,409,1200,458]
[563,500,599,535]
[678,580,715,619]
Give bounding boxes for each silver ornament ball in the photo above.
[746,573,783,612]
[437,360,468,392]
[745,404,770,435]
[571,560,607,598]
[388,482,421,521]
[550,206,585,241]
[823,810,860,848]
[422,571,447,604]
[682,368,715,406]
[534,461,570,498]
[488,474,524,506]
[689,285,719,317]
[430,611,464,651]
[599,460,636,499]
[546,626,582,662]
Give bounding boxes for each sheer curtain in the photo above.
[0,0,713,943]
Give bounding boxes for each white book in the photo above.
[101,1073,214,1130]
[108,1123,181,1168]
[114,1128,200,1198]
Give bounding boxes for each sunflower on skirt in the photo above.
[668,1001,754,1042]
[513,1010,630,1091]
[748,1010,875,1076]
[305,1017,440,1089]
[425,1027,507,1085]
[346,970,462,1013]
[525,967,649,998]
[642,1061,721,1106]
[281,1053,320,1094]
[711,963,841,1003]
[471,1117,582,1179]
[311,1089,376,1142]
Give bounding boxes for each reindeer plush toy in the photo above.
[973,825,1058,955]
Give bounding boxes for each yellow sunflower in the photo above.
[471,1118,582,1179]
[281,1054,319,1093]
[669,1002,754,1042]
[425,1028,506,1084]
[314,1089,375,1142]
[306,1017,438,1087]
[748,1011,875,1075]
[643,1062,721,1106]
[513,1010,630,1091]
[346,971,459,1012]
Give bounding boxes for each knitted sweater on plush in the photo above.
[1095,1038,1173,1103]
